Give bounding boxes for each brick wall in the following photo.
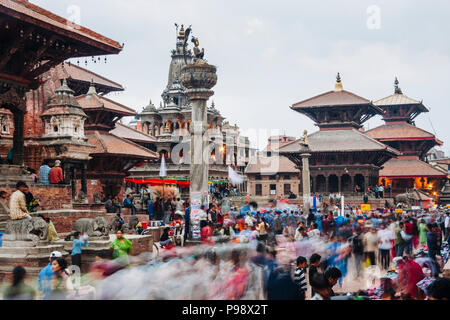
[0,184,73,211]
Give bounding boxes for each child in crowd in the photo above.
[71,231,89,271]
[294,256,308,300]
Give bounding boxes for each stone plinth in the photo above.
[0,164,33,186]
[58,234,153,273]
[36,209,150,233]
[0,240,69,281]
[72,202,106,212]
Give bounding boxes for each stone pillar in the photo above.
[81,163,88,194]
[325,175,329,193]
[364,175,370,192]
[64,162,70,185]
[71,167,77,200]
[181,62,217,240]
[12,110,24,165]
[301,153,311,212]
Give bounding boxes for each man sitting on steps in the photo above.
[9,181,32,220]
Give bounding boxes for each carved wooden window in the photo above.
[255,184,262,196]
[284,184,291,195]
[1,116,10,134]
[270,184,276,195]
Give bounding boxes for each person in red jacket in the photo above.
[216,204,224,225]
[201,220,214,245]
[49,160,64,184]
[397,256,425,299]
[404,218,414,254]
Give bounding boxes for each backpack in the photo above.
[352,235,364,254]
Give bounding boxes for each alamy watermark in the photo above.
[366,5,381,30]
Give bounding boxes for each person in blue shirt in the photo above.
[239,204,250,216]
[184,202,190,240]
[147,199,154,220]
[37,251,61,299]
[281,210,288,229]
[38,160,51,185]
[123,194,137,215]
[71,231,88,271]
[287,211,296,227]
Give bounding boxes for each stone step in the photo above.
[0,265,43,275]
[56,240,111,252]
[0,244,66,255]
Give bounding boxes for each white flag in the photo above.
[228,166,244,185]
[159,155,167,177]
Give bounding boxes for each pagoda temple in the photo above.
[76,82,158,198]
[365,78,446,196]
[0,0,122,172]
[279,74,399,194]
[131,24,255,194]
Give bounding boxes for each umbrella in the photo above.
[228,166,244,185]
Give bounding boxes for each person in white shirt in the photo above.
[377,223,393,270]
[198,205,207,223]
[444,212,450,242]
[363,226,378,266]
[307,222,321,239]
[295,226,309,241]
[176,198,184,212]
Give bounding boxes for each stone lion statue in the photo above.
[76,190,88,204]
[108,214,123,234]
[121,215,140,234]
[4,217,48,245]
[73,217,109,238]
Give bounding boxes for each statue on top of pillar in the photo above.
[191,37,205,63]
[300,130,309,147]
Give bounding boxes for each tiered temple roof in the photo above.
[279,74,399,193]
[111,122,157,145]
[290,73,383,129]
[77,82,157,161]
[1,0,122,53]
[366,78,445,183]
[52,63,124,96]
[87,130,157,160]
[281,129,399,157]
[378,156,446,179]
[0,0,124,167]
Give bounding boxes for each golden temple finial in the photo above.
[394,77,403,94]
[178,24,185,39]
[334,72,343,92]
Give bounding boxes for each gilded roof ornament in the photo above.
[394,77,403,94]
[334,72,343,92]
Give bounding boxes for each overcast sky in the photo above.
[33,0,450,153]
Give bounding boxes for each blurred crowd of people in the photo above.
[1,191,450,300]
